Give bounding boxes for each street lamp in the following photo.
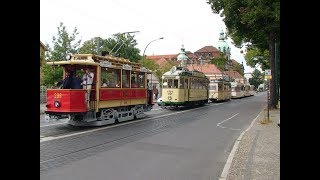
[142,37,164,65]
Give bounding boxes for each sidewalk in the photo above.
[40,103,46,114]
[222,107,280,180]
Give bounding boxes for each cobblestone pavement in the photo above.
[225,108,280,180]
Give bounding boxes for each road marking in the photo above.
[40,103,223,143]
[219,109,263,180]
[217,113,240,130]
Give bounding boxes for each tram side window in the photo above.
[226,84,230,91]
[173,79,178,88]
[179,78,184,88]
[101,68,121,88]
[168,79,173,88]
[122,70,130,88]
[163,79,168,88]
[185,78,188,88]
[191,79,195,89]
[131,71,138,88]
[200,80,204,89]
[138,72,145,88]
[210,84,216,90]
[218,83,223,91]
[196,79,200,89]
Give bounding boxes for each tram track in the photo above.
[40,96,263,173]
[40,110,210,173]
[40,103,223,140]
[40,98,255,141]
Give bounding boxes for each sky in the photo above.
[40,0,255,73]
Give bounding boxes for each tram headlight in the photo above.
[54,101,61,108]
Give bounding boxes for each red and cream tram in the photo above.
[45,53,154,126]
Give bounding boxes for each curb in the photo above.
[219,109,264,180]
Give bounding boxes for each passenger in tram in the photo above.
[72,74,82,89]
[62,70,73,89]
[101,79,108,87]
[116,81,121,88]
[131,76,138,88]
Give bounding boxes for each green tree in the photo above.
[249,69,264,90]
[40,64,63,87]
[41,22,81,86]
[138,59,176,86]
[233,62,244,77]
[210,56,228,71]
[78,37,106,54]
[207,0,280,108]
[138,58,159,71]
[47,22,81,61]
[78,33,141,62]
[104,33,141,62]
[244,47,270,71]
[157,60,177,84]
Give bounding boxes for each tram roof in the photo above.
[163,66,207,78]
[46,53,151,72]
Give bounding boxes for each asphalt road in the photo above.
[40,92,267,180]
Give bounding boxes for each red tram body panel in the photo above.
[46,89,87,113]
[99,89,147,100]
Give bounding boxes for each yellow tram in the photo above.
[161,66,209,108]
[209,79,231,102]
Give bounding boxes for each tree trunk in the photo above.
[268,31,277,109]
[277,43,280,99]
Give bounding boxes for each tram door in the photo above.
[184,78,189,101]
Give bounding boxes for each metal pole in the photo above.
[267,79,270,120]
[96,37,100,55]
[142,37,164,65]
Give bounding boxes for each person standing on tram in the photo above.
[81,68,94,108]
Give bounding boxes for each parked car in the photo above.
[156,97,162,106]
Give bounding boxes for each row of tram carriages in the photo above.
[45,53,154,126]
[160,66,255,108]
[230,82,255,99]
[207,79,255,103]
[159,66,255,109]
[44,53,256,127]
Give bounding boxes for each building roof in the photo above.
[40,41,48,51]
[150,57,179,67]
[231,59,239,66]
[194,46,220,53]
[224,70,243,79]
[146,54,177,60]
[186,63,222,75]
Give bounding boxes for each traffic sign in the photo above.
[265,69,271,76]
[265,75,272,79]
